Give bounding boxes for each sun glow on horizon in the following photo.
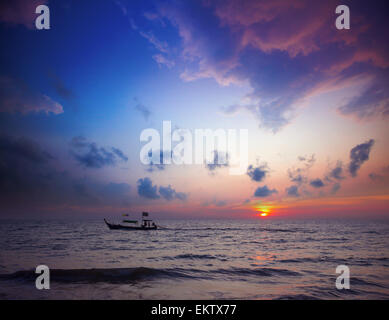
[254,204,273,218]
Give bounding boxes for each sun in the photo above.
[254,205,272,217]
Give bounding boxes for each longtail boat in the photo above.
[104,212,157,230]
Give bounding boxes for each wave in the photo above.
[352,277,388,288]
[211,267,301,277]
[163,253,227,261]
[0,267,192,284]
[0,265,301,284]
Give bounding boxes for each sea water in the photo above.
[0,219,388,299]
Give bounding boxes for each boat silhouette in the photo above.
[104,212,157,230]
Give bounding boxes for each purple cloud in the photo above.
[349,139,375,177]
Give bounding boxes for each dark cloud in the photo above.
[298,154,316,167]
[310,178,325,188]
[144,149,170,172]
[158,185,175,201]
[0,0,48,29]
[202,199,228,207]
[368,173,384,182]
[348,139,375,177]
[0,134,54,196]
[174,190,188,201]
[288,170,305,185]
[286,185,299,197]
[137,177,187,201]
[338,69,389,120]
[247,164,268,182]
[0,76,63,115]
[0,134,53,164]
[288,154,315,185]
[206,150,229,172]
[327,161,345,181]
[254,185,277,198]
[0,134,132,212]
[112,147,129,162]
[159,185,187,201]
[137,177,160,199]
[331,183,341,194]
[70,136,128,169]
[48,72,75,101]
[134,98,151,120]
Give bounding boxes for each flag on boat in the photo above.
[142,212,149,217]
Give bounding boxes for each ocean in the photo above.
[0,219,388,300]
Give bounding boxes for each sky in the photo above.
[0,0,388,219]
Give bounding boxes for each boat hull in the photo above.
[104,219,157,230]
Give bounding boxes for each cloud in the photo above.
[254,185,277,198]
[327,161,345,181]
[158,185,175,200]
[137,177,160,199]
[338,66,389,120]
[247,164,268,182]
[150,0,389,132]
[348,139,375,177]
[206,150,229,172]
[0,134,53,164]
[369,165,389,182]
[153,54,175,68]
[144,149,171,172]
[112,147,129,162]
[368,172,384,182]
[137,177,187,201]
[287,154,315,185]
[310,178,325,188]
[298,155,316,165]
[0,0,48,29]
[288,170,304,185]
[0,134,132,211]
[0,76,63,115]
[321,161,345,194]
[159,185,187,201]
[0,134,54,199]
[134,98,151,120]
[331,183,341,194]
[202,198,228,207]
[70,136,128,169]
[48,72,75,101]
[286,185,299,197]
[139,30,169,53]
[124,8,176,69]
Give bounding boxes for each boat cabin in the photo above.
[142,219,156,228]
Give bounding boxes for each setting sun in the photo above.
[254,204,273,217]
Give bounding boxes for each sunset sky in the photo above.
[0,0,388,219]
